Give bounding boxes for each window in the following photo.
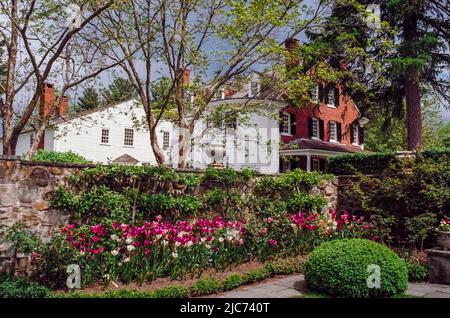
[311,84,319,103]
[163,131,170,150]
[281,112,291,135]
[312,159,320,171]
[311,118,319,139]
[329,121,337,142]
[101,128,109,144]
[352,125,359,145]
[124,128,134,146]
[327,89,335,107]
[249,80,260,97]
[282,160,291,172]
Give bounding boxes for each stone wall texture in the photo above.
[0,157,338,274]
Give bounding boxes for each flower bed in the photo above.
[52,209,370,287]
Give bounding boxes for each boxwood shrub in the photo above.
[0,275,50,298]
[304,239,408,298]
[327,152,397,175]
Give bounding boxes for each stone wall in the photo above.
[0,157,90,274]
[0,157,338,274]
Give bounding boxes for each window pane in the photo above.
[101,129,109,144]
[163,131,170,149]
[329,122,336,141]
[281,113,290,134]
[124,128,134,146]
[312,118,319,138]
[328,89,335,106]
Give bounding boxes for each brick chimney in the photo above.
[40,83,55,118]
[183,68,191,85]
[284,37,301,69]
[40,83,69,118]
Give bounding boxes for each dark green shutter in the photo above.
[337,122,342,142]
[350,125,355,144]
[308,117,313,137]
[334,87,340,107]
[290,113,296,135]
[279,111,284,133]
[359,126,365,144]
[318,84,325,103]
[319,119,325,140]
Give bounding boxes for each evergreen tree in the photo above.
[77,87,100,111]
[102,77,136,104]
[301,0,449,151]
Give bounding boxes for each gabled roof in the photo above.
[112,154,140,164]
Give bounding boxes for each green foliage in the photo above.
[33,232,80,289]
[0,222,42,254]
[30,150,90,164]
[76,86,100,111]
[405,213,437,250]
[190,277,223,296]
[151,285,190,298]
[256,169,331,196]
[0,275,50,298]
[327,152,397,175]
[102,76,136,104]
[242,267,271,284]
[305,239,408,298]
[265,257,306,275]
[285,193,325,213]
[338,151,449,246]
[222,273,243,291]
[406,261,428,282]
[203,167,255,186]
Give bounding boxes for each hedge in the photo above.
[327,148,450,175]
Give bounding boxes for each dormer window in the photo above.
[249,80,260,97]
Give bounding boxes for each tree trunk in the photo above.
[177,123,191,168]
[150,126,166,165]
[403,12,422,151]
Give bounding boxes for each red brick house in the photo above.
[279,39,368,172]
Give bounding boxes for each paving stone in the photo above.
[423,291,450,298]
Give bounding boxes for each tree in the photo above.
[299,0,449,151]
[102,76,137,105]
[157,0,322,168]
[0,0,120,156]
[77,86,100,111]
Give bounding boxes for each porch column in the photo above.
[306,153,311,172]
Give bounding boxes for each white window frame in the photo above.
[312,158,320,171]
[281,112,291,135]
[162,131,170,150]
[311,118,320,139]
[123,128,134,147]
[329,121,337,142]
[311,84,319,103]
[100,128,110,145]
[352,125,359,145]
[327,88,336,108]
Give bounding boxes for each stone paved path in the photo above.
[206,274,450,298]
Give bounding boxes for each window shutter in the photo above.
[327,122,331,141]
[308,117,313,138]
[290,113,296,135]
[334,87,340,107]
[324,85,329,105]
[319,119,325,140]
[350,125,355,144]
[359,126,365,144]
[318,84,325,103]
[279,111,284,133]
[279,158,284,173]
[337,122,342,142]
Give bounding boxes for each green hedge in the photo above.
[30,150,90,164]
[0,275,50,298]
[55,257,305,298]
[304,239,408,298]
[327,148,450,175]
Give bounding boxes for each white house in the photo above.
[2,78,287,174]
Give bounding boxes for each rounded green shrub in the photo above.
[304,239,408,298]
